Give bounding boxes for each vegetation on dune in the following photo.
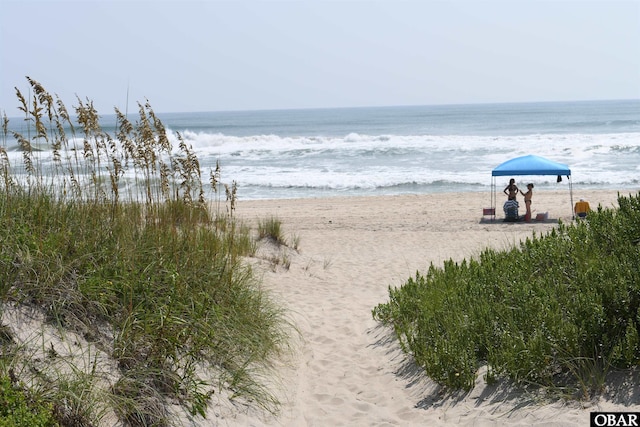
[258,216,286,246]
[373,192,640,398]
[0,78,291,426]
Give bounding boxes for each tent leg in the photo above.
[569,176,574,220]
[491,177,496,221]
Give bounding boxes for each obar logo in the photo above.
[591,413,640,427]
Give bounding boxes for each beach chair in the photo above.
[482,207,495,220]
[535,212,548,221]
[503,200,519,222]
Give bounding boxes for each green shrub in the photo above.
[373,192,640,396]
[0,375,59,427]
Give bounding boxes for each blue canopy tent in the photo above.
[490,154,573,220]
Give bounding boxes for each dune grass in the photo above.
[258,216,286,245]
[373,192,640,398]
[0,78,290,426]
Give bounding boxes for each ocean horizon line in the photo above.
[4,97,639,119]
[152,97,640,117]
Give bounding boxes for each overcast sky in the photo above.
[1,0,639,115]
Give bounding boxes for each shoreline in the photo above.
[232,185,640,203]
[219,188,639,426]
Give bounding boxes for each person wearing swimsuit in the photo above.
[504,178,519,200]
[521,183,534,221]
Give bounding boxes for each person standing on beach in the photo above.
[504,178,519,200]
[520,183,534,221]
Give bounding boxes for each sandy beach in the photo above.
[212,189,639,426]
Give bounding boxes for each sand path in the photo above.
[215,190,637,426]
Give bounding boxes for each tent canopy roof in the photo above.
[492,154,571,177]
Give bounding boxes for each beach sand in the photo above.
[212,189,639,426]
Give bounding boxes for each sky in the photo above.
[1,0,639,115]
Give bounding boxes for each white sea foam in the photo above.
[163,130,639,198]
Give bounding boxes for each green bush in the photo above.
[373,192,640,396]
[0,375,59,427]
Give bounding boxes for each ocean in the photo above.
[3,99,639,201]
